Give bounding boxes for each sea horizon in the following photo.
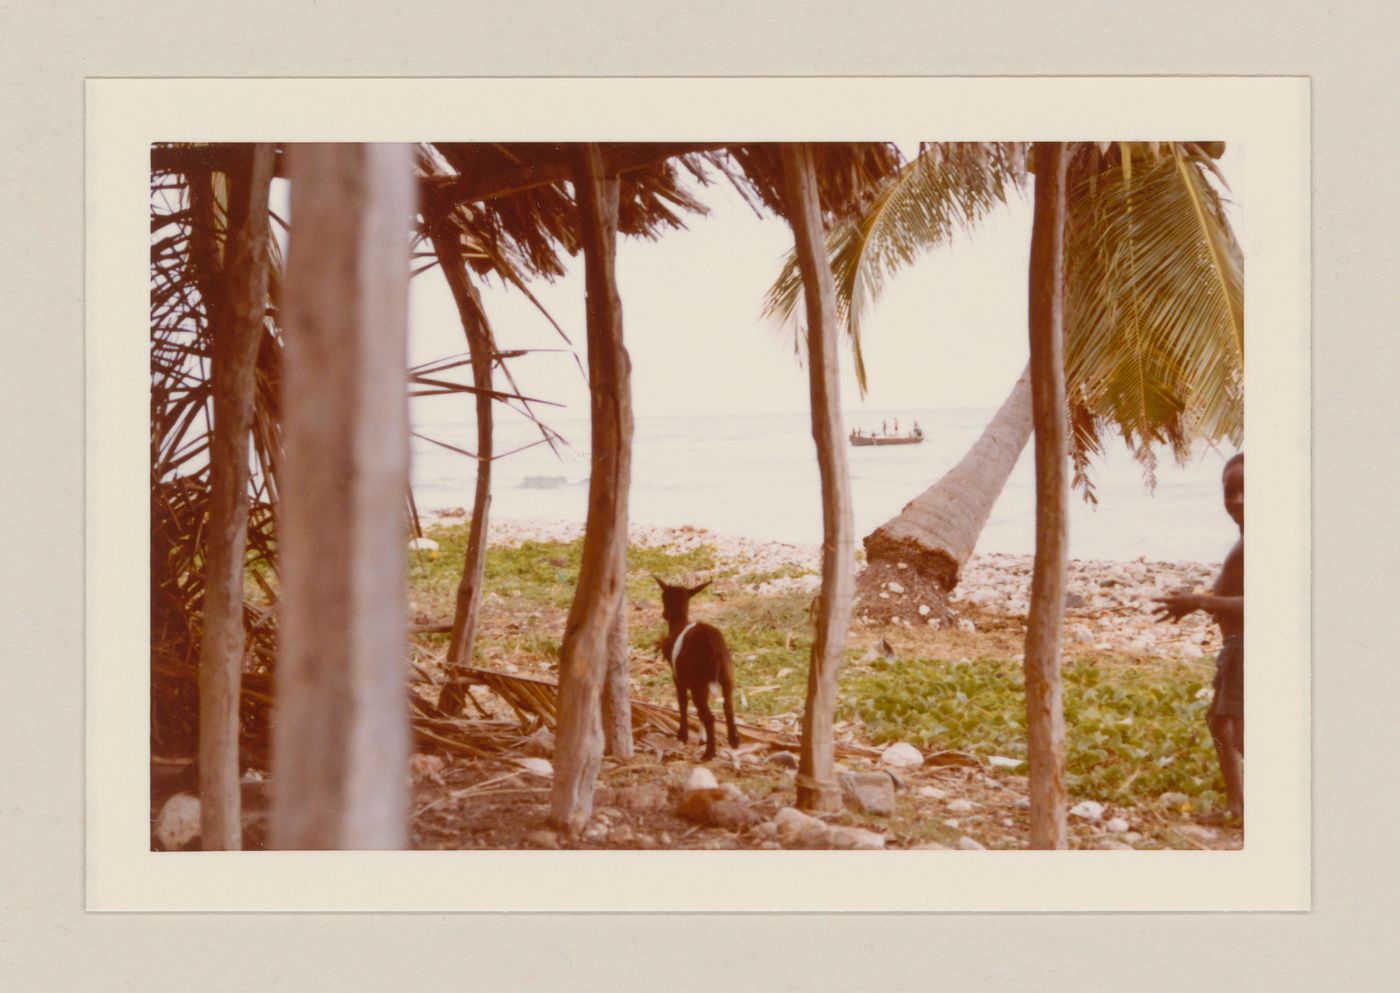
[411,406,1240,564]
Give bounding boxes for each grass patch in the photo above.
[736,564,818,586]
[841,654,1221,806]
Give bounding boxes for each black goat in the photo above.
[654,576,738,761]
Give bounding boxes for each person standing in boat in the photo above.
[912,420,922,438]
[894,417,900,433]
[882,419,887,435]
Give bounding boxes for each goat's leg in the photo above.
[676,682,689,744]
[721,678,739,749]
[694,691,717,761]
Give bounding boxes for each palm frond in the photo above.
[762,143,1027,396]
[1064,146,1244,473]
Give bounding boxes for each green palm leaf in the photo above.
[1064,145,1243,473]
[762,142,1026,395]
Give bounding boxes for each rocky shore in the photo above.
[426,513,1224,661]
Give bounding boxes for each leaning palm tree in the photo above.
[766,141,1243,603]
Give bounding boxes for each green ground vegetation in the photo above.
[408,522,1225,812]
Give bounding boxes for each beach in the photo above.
[425,512,1222,662]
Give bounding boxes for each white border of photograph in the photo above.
[87,76,1310,911]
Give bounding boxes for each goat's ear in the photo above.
[652,574,667,591]
[687,580,712,598]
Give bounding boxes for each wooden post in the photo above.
[551,147,633,830]
[427,223,495,715]
[270,143,414,850]
[196,143,276,850]
[1023,141,1070,850]
[602,579,633,758]
[780,144,856,813]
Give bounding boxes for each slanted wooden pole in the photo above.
[197,143,276,850]
[780,144,856,813]
[551,146,633,830]
[427,222,496,715]
[270,143,414,850]
[1023,141,1070,850]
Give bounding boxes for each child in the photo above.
[1153,453,1244,824]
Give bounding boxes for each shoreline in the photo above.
[422,511,1223,661]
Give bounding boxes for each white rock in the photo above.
[773,806,830,847]
[1105,817,1131,833]
[1098,839,1135,851]
[719,782,745,801]
[947,798,976,813]
[841,772,897,815]
[827,825,887,850]
[987,755,1025,770]
[154,793,201,851]
[513,757,554,778]
[896,562,908,570]
[767,750,800,769]
[956,836,986,851]
[887,581,906,595]
[910,841,951,850]
[880,742,925,769]
[917,786,947,799]
[684,766,718,792]
[1069,800,1105,821]
[408,537,440,552]
[958,618,977,633]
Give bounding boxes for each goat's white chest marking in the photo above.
[669,623,698,673]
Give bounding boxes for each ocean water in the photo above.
[410,408,1239,564]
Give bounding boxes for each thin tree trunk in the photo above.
[602,581,634,757]
[270,143,414,850]
[863,367,1032,590]
[551,147,633,830]
[197,143,275,851]
[781,144,856,814]
[1024,141,1070,850]
[427,224,495,716]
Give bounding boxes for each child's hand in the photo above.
[1152,593,1201,623]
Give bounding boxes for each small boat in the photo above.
[850,428,924,447]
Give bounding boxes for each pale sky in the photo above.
[408,162,1037,423]
[338,142,1236,427]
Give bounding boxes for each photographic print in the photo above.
[90,78,1309,910]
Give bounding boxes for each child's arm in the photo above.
[1153,592,1243,624]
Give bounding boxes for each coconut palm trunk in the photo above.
[781,144,856,813]
[551,145,633,831]
[427,224,496,716]
[1023,141,1070,849]
[270,143,414,849]
[196,143,276,850]
[863,366,1032,592]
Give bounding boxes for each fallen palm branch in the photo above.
[152,656,880,764]
[443,664,881,759]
